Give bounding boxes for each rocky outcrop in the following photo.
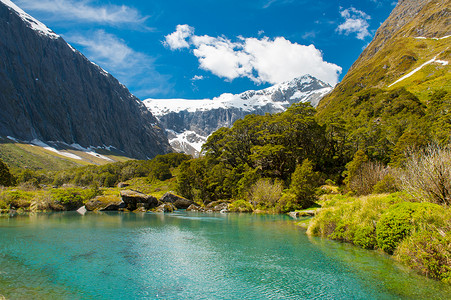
[85,196,125,211]
[159,192,193,209]
[153,203,177,213]
[205,201,230,213]
[0,1,172,159]
[120,190,159,211]
[186,204,204,212]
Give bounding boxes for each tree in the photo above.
[0,158,14,186]
[289,159,320,208]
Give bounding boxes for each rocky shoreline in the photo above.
[81,190,231,214]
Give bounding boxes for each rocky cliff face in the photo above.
[0,0,172,159]
[144,75,332,156]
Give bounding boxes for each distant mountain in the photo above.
[316,0,450,163]
[144,75,332,156]
[0,0,172,161]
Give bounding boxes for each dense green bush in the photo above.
[50,187,101,210]
[376,202,444,254]
[0,190,34,209]
[395,225,451,283]
[228,200,254,213]
[307,193,403,249]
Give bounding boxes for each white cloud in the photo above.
[164,25,342,86]
[67,30,169,97]
[337,7,371,40]
[164,24,194,50]
[16,0,147,25]
[192,75,205,81]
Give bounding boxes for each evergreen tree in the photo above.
[0,158,14,186]
[289,159,319,208]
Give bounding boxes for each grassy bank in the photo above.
[307,192,451,283]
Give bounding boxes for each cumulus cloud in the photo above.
[67,30,169,97]
[164,24,194,50]
[164,25,342,86]
[16,0,147,25]
[337,7,371,40]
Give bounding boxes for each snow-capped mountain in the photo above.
[144,75,332,156]
[0,0,172,159]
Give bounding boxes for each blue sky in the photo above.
[15,0,396,100]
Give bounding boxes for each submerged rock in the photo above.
[288,210,316,218]
[205,201,230,212]
[120,190,159,211]
[153,203,177,213]
[186,204,204,212]
[159,192,193,209]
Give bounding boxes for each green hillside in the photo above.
[317,0,450,163]
[0,137,130,172]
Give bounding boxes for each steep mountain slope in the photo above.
[144,75,332,156]
[316,0,450,163]
[318,0,450,114]
[0,0,172,161]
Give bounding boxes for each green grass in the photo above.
[0,138,134,171]
[307,192,451,283]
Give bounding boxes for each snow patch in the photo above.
[31,139,83,160]
[388,55,449,87]
[415,35,451,40]
[70,143,114,161]
[6,136,18,142]
[1,0,59,39]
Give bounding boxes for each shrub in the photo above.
[347,161,392,195]
[395,225,451,283]
[228,200,254,213]
[400,145,451,205]
[376,202,443,254]
[51,188,83,211]
[248,178,283,209]
[0,190,34,209]
[372,173,399,194]
[276,193,301,213]
[50,187,100,211]
[307,193,403,249]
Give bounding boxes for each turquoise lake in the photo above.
[0,211,450,299]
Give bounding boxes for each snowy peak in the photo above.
[144,75,332,117]
[143,75,332,156]
[0,0,59,39]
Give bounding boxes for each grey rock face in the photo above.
[0,2,172,159]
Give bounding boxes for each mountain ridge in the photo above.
[144,75,332,156]
[0,0,172,160]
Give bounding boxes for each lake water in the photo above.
[0,211,450,299]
